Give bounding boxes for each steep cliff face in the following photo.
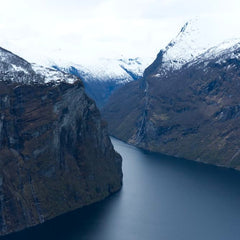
[102,27,240,170]
[0,48,122,236]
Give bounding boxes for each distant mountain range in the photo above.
[0,39,152,108]
[51,57,151,108]
[102,19,240,170]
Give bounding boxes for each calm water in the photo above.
[2,137,240,240]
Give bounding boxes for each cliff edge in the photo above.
[0,47,122,236]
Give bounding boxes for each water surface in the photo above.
[2,137,240,240]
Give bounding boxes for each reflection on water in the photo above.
[2,137,240,240]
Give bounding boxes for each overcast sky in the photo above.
[1,0,240,64]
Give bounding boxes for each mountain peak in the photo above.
[0,46,34,74]
[179,18,199,34]
[148,17,240,77]
[161,18,210,71]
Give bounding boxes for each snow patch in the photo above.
[11,64,29,74]
[32,64,77,84]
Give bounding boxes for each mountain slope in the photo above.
[0,47,122,236]
[102,22,240,170]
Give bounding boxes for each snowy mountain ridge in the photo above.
[0,47,77,85]
[161,19,210,70]
[153,18,240,77]
[32,64,76,84]
[188,38,240,67]
[50,57,152,84]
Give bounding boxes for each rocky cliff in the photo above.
[0,47,122,236]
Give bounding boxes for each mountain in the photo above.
[0,47,122,236]
[144,18,240,77]
[102,20,240,170]
[51,57,151,108]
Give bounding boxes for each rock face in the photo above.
[0,47,122,236]
[102,22,240,170]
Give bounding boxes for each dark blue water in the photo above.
[2,137,240,240]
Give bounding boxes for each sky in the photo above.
[1,0,240,64]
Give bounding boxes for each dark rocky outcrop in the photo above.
[0,48,122,236]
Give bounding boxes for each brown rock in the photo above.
[0,80,122,236]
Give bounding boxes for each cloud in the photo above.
[0,0,240,64]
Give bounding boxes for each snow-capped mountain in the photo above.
[50,57,151,108]
[0,47,77,85]
[51,57,150,83]
[161,19,210,71]
[145,18,240,78]
[102,20,240,171]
